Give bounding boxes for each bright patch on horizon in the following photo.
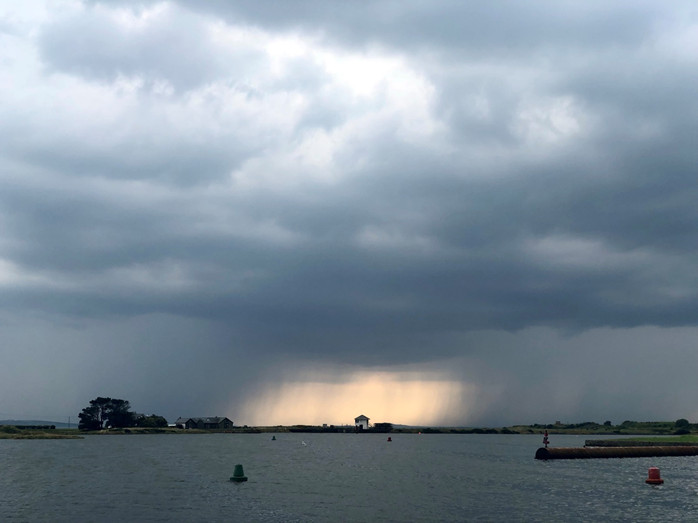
[238,371,476,426]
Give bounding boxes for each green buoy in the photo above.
[230,464,248,482]
[272,435,276,440]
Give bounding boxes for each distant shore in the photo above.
[0,426,83,439]
[2,420,695,439]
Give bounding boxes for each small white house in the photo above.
[354,414,370,430]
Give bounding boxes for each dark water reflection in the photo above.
[2,433,697,521]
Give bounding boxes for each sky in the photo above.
[1,0,697,427]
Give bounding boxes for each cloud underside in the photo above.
[1,1,697,424]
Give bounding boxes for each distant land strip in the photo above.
[0,426,82,439]
[3,419,698,439]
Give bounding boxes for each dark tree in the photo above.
[373,422,393,433]
[675,418,690,428]
[134,414,168,428]
[78,397,135,430]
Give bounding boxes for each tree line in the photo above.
[78,397,167,431]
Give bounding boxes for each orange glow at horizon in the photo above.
[238,371,477,426]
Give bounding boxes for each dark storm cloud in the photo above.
[2,0,697,423]
[135,0,663,51]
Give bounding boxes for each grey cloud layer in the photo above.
[1,1,697,422]
[6,2,698,333]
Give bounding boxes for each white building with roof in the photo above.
[354,414,370,430]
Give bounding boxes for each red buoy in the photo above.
[645,467,664,485]
[387,437,392,442]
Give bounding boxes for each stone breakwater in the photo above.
[584,439,698,447]
[536,446,698,460]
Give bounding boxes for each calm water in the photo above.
[2,433,698,521]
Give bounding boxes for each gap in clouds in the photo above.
[237,367,476,427]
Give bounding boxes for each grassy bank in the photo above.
[0,425,262,438]
[85,426,262,435]
[5,419,694,438]
[508,420,695,436]
[0,426,83,439]
[623,435,698,444]
[221,421,698,436]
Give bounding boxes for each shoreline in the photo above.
[4,420,697,440]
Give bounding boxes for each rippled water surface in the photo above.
[2,433,698,521]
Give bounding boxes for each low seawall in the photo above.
[585,439,698,447]
[535,446,698,460]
